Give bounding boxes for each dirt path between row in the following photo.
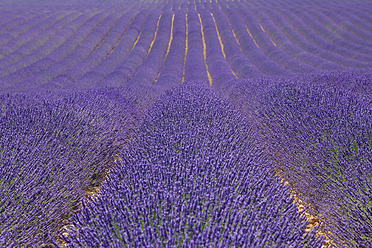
[275,167,336,248]
[52,155,336,247]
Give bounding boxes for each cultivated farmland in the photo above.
[0,0,371,247]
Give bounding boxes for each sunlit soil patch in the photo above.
[147,14,161,55]
[211,12,237,78]
[181,13,188,83]
[154,13,174,84]
[245,25,259,48]
[275,167,337,248]
[198,13,213,85]
[53,151,125,247]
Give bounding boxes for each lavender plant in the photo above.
[0,89,139,247]
[199,9,236,88]
[226,72,372,247]
[55,82,326,248]
[0,1,371,247]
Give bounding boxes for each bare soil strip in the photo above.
[275,167,336,248]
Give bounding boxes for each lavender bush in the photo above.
[0,89,139,247]
[55,82,326,248]
[225,71,372,247]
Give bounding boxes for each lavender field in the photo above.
[0,0,371,247]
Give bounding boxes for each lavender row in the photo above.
[259,7,345,71]
[312,71,372,97]
[303,7,372,58]
[235,6,316,74]
[336,6,372,40]
[220,5,289,77]
[0,11,65,56]
[0,12,23,29]
[211,1,372,73]
[210,6,263,79]
[226,71,372,247]
[126,9,173,87]
[277,7,372,68]
[277,8,372,67]
[0,10,96,83]
[183,10,209,84]
[55,82,325,248]
[0,9,113,92]
[72,9,151,90]
[251,5,372,66]
[316,6,372,47]
[0,11,41,36]
[0,89,139,247]
[0,12,54,47]
[0,0,148,7]
[41,9,137,91]
[21,10,125,92]
[244,0,371,7]
[350,4,372,29]
[0,11,82,68]
[118,6,186,112]
[0,11,68,58]
[100,8,163,88]
[246,5,319,73]
[0,13,17,27]
[199,9,236,89]
[241,4,336,71]
[243,6,326,72]
[155,9,186,89]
